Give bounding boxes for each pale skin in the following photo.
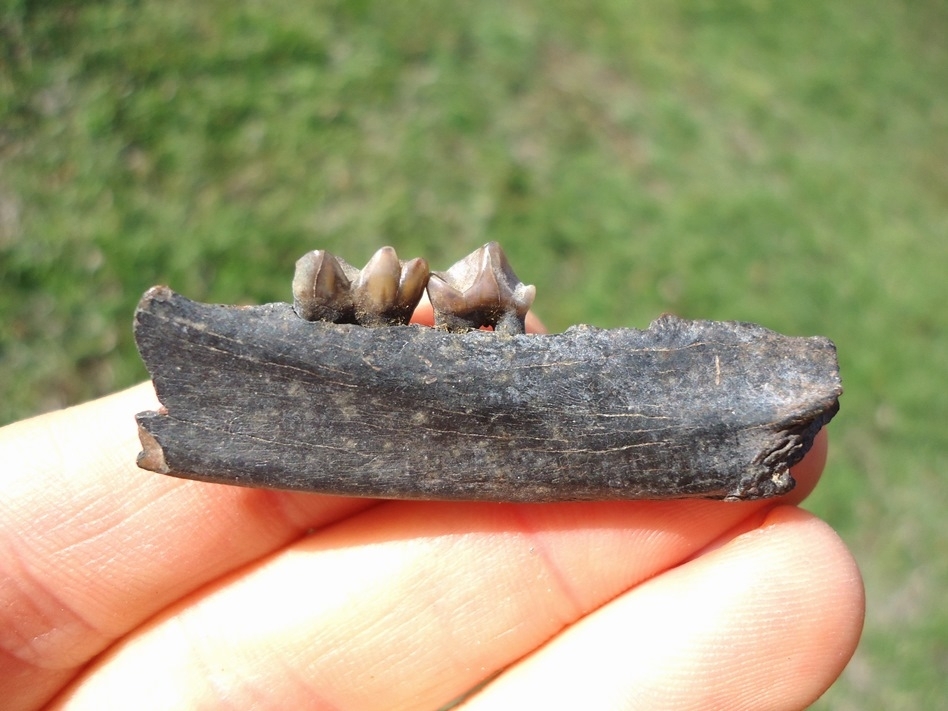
[0,302,864,710]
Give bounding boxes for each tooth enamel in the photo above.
[352,247,430,326]
[294,247,429,326]
[427,242,535,334]
[292,250,356,323]
[399,258,430,304]
[353,247,402,319]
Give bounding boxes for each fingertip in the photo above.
[462,502,864,711]
[524,311,547,334]
[758,506,866,684]
[409,297,435,326]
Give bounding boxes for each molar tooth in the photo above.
[427,242,535,334]
[424,276,469,330]
[292,250,357,323]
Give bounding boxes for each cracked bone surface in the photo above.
[426,241,536,334]
[292,247,429,326]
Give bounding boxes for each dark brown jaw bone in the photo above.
[133,288,842,502]
[133,238,843,503]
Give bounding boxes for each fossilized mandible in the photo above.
[134,243,841,503]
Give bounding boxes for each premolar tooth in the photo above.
[294,247,429,326]
[427,242,535,334]
[352,247,430,326]
[292,250,357,323]
[353,247,401,317]
[398,258,431,307]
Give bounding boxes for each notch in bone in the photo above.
[292,246,429,326]
[426,242,536,334]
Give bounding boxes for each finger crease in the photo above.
[508,506,585,622]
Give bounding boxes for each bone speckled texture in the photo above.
[134,287,840,502]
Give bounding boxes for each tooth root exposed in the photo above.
[427,241,535,334]
[292,250,357,323]
[294,247,429,326]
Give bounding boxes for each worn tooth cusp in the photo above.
[427,241,536,334]
[293,247,429,326]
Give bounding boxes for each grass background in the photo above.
[1,0,945,707]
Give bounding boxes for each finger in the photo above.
[0,386,830,711]
[462,505,865,711]
[0,384,375,709]
[53,476,825,710]
[2,344,829,710]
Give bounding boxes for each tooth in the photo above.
[399,257,430,303]
[352,247,401,321]
[351,247,431,326]
[295,247,430,326]
[351,247,430,326]
[292,250,357,323]
[427,242,535,334]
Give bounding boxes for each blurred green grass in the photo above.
[1,1,945,707]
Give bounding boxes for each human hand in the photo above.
[0,306,863,710]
